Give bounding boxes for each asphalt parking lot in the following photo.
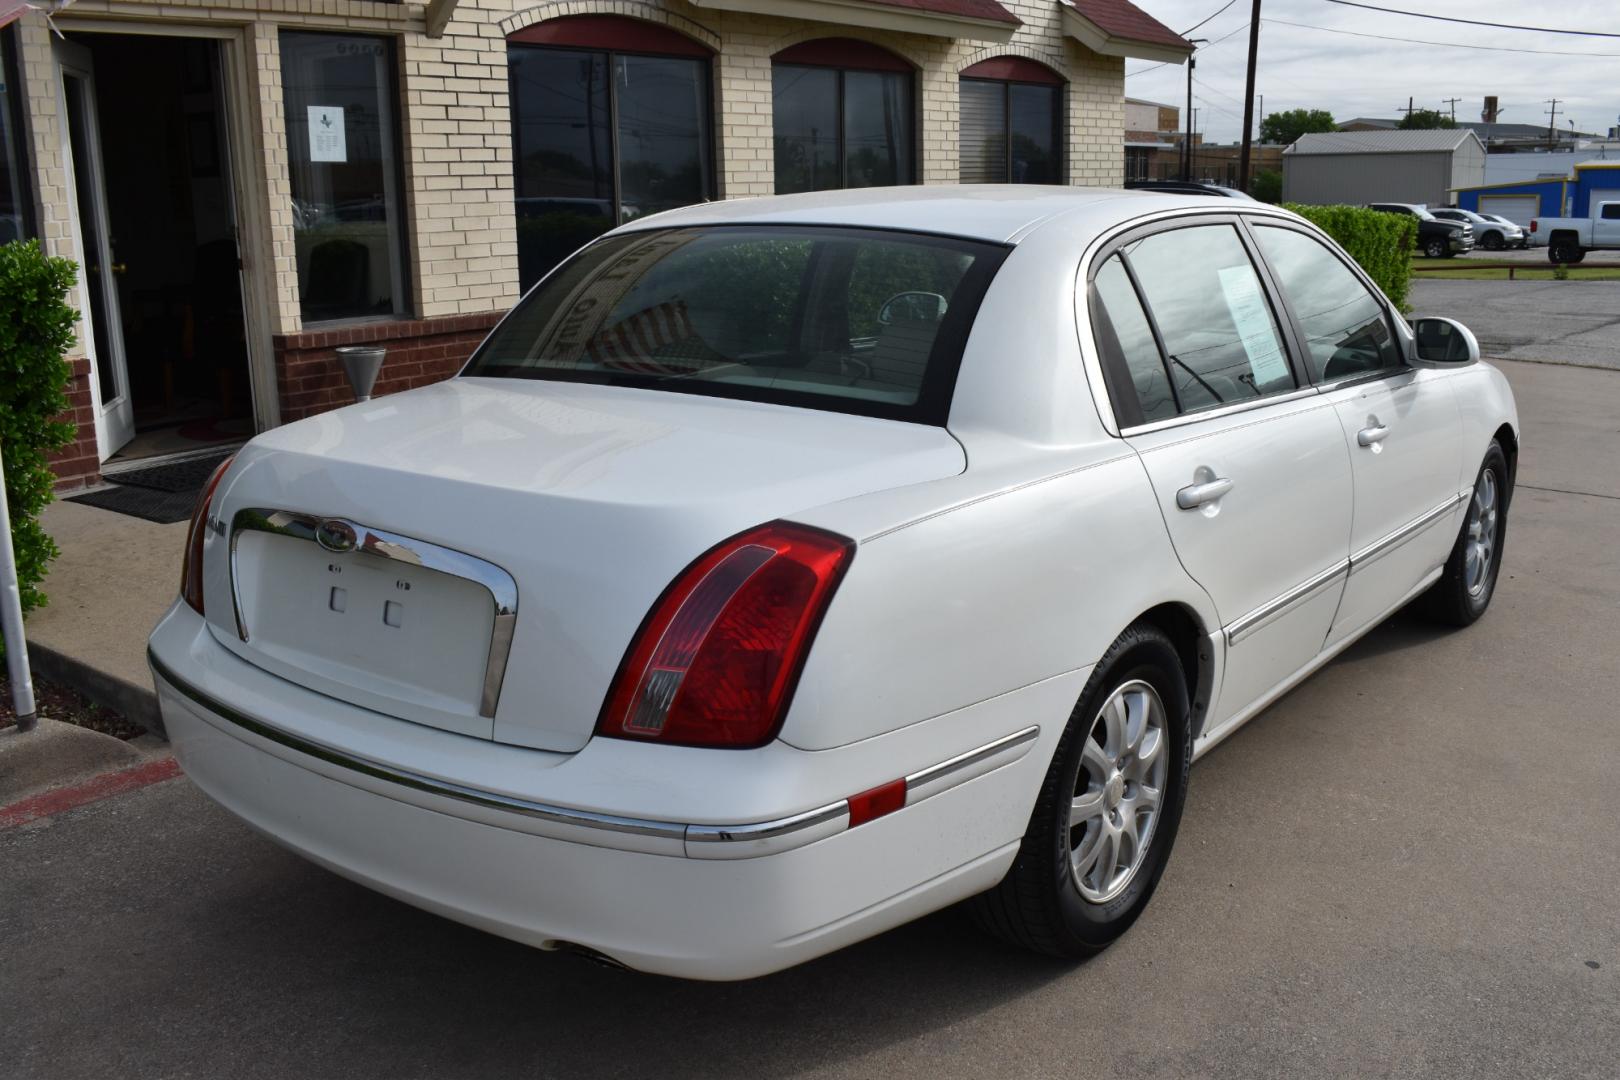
[4,356,1618,1080]
[1412,278,1620,371]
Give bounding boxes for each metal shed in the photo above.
[1282,129,1487,207]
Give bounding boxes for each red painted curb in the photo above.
[0,755,182,829]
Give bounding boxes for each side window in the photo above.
[1124,224,1295,412]
[1252,225,1402,382]
[1090,255,1176,424]
[1602,204,1620,220]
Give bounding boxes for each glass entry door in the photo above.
[56,39,134,458]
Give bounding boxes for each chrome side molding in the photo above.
[149,649,1040,862]
[227,508,519,718]
[1225,491,1467,647]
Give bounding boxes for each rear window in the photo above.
[463,225,1007,423]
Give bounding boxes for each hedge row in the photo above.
[0,239,78,629]
[1282,203,1418,312]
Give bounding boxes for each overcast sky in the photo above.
[1125,0,1620,143]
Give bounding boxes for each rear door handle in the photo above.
[1176,477,1234,510]
[1357,423,1390,447]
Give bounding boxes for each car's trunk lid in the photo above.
[210,379,965,752]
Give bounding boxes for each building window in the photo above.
[958,58,1063,185]
[1124,146,1152,182]
[773,39,914,195]
[508,16,714,291]
[1,27,35,243]
[280,31,409,323]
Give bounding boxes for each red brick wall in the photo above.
[272,312,504,423]
[49,358,100,492]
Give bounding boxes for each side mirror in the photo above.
[1410,316,1480,365]
[878,291,948,326]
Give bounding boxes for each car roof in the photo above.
[610,185,1242,245]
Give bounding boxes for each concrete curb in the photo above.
[0,716,149,808]
[26,639,165,740]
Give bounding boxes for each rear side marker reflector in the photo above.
[846,779,907,828]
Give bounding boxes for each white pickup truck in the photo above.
[1528,198,1620,263]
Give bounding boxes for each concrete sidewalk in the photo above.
[24,500,186,734]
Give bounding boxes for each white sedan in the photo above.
[149,187,1518,980]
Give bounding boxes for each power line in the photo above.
[1264,15,1620,57]
[1126,21,1250,78]
[1318,0,1620,39]
[1182,0,1238,36]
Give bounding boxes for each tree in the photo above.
[1250,169,1282,204]
[1260,108,1337,146]
[1399,108,1458,130]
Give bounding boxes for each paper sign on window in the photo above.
[1216,265,1289,386]
[307,106,346,163]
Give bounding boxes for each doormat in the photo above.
[66,449,236,525]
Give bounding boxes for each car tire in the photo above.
[970,622,1192,958]
[1548,239,1580,264]
[1424,237,1447,258]
[1482,231,1504,251]
[1420,440,1510,627]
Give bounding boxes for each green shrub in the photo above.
[1552,263,1570,281]
[1250,169,1282,204]
[1282,203,1418,312]
[0,239,79,622]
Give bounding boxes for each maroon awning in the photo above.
[1,0,32,30]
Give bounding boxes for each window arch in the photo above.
[507,16,715,288]
[959,57,1064,185]
[772,39,915,195]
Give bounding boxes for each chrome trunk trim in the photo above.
[227,508,519,718]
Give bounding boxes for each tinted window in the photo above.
[1254,225,1402,382]
[773,65,913,193]
[508,45,713,290]
[281,32,409,322]
[1090,255,1175,423]
[1123,224,1294,412]
[1602,204,1620,220]
[465,226,1004,423]
[959,78,1061,184]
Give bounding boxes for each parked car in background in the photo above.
[1125,179,1255,200]
[1528,199,1620,263]
[1433,208,1525,251]
[1368,202,1473,258]
[149,188,1518,980]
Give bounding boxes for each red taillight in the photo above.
[1530,219,1538,233]
[598,522,854,749]
[180,456,235,615]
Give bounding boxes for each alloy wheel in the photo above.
[1465,468,1499,597]
[1069,679,1169,903]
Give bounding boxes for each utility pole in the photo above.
[1546,98,1562,149]
[1182,39,1208,180]
[1398,96,1416,119]
[1443,97,1461,122]
[1237,0,1262,192]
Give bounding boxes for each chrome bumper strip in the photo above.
[150,649,1040,861]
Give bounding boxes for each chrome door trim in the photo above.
[227,508,519,718]
[150,649,1038,862]
[1119,386,1323,439]
[1225,560,1350,646]
[1347,492,1466,575]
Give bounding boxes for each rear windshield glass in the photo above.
[462,225,1008,424]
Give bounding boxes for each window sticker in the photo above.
[1217,264,1289,386]
[307,105,346,163]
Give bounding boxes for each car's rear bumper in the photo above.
[149,604,1073,979]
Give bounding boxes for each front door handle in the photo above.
[1357,423,1390,447]
[1176,476,1234,510]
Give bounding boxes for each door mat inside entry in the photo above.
[67,449,237,525]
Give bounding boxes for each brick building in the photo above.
[0,0,1188,486]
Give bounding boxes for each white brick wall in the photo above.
[15,0,1130,343]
